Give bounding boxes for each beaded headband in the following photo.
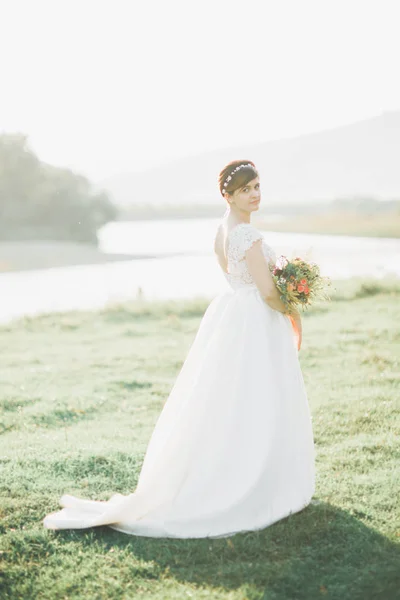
[222,163,256,193]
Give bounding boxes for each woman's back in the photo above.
[213,222,231,275]
[214,221,277,290]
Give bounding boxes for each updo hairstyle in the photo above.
[218,160,259,197]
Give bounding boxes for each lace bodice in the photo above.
[220,223,277,290]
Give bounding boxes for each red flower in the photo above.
[304,287,309,294]
[297,285,305,293]
[300,278,307,285]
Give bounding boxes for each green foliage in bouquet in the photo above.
[269,256,332,312]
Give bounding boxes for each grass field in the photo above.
[257,212,400,238]
[0,278,399,599]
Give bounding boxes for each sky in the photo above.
[1,0,399,183]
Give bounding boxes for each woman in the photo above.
[43,159,315,538]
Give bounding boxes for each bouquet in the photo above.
[269,255,332,314]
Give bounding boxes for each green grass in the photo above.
[0,278,399,599]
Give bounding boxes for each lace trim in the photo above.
[228,223,264,263]
[218,223,276,288]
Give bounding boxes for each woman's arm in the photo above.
[245,240,295,315]
[246,241,302,349]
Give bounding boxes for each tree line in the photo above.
[0,133,117,244]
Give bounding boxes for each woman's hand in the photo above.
[246,243,289,314]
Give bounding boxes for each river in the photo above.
[1,218,399,323]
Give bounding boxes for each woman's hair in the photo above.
[218,159,258,197]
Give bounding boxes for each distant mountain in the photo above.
[98,111,400,208]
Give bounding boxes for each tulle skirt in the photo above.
[43,286,315,538]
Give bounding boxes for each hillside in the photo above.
[99,111,400,208]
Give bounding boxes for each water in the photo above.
[1,218,399,323]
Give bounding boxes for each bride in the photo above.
[43,159,315,538]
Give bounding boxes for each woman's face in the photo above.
[228,176,261,213]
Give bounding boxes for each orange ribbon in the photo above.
[288,314,301,351]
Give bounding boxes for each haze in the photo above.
[1,0,399,182]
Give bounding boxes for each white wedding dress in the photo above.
[43,222,315,538]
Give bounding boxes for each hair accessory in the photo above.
[222,163,256,191]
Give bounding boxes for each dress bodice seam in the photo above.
[217,222,249,276]
[224,223,256,275]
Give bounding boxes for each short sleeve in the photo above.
[229,224,264,261]
[240,224,264,254]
